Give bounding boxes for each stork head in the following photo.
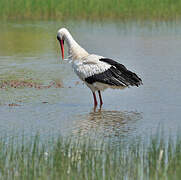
[57,28,69,60]
[57,28,89,61]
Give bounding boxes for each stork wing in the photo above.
[73,55,111,80]
[85,58,142,87]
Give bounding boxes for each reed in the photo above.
[0,134,181,179]
[0,0,181,21]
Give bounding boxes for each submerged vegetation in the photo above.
[0,134,181,179]
[0,0,181,21]
[0,79,63,89]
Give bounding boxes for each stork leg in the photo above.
[98,90,103,107]
[92,92,98,108]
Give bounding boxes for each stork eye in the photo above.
[57,36,61,41]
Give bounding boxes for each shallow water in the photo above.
[0,21,181,142]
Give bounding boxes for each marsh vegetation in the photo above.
[0,0,181,21]
[0,134,181,180]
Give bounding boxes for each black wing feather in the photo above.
[85,58,142,87]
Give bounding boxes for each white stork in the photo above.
[57,28,142,108]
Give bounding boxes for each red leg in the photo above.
[92,92,97,107]
[98,90,103,107]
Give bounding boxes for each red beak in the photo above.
[60,40,64,60]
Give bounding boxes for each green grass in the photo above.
[0,0,181,21]
[0,134,181,179]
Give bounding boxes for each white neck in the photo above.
[63,31,89,60]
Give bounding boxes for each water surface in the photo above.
[0,21,181,142]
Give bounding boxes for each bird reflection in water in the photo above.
[72,110,142,139]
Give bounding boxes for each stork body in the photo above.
[57,28,142,108]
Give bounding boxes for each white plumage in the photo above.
[73,55,111,79]
[57,28,142,108]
